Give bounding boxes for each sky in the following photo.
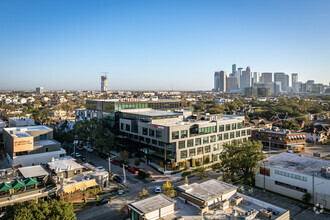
[0,0,330,91]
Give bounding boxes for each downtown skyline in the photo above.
[1,0,330,91]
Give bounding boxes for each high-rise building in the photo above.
[240,66,252,89]
[274,72,285,92]
[284,74,289,91]
[292,73,298,85]
[306,80,314,92]
[101,76,108,92]
[36,87,44,94]
[232,64,237,76]
[237,68,243,89]
[274,82,282,94]
[261,72,272,84]
[219,71,227,92]
[252,72,260,87]
[226,76,238,92]
[214,72,220,92]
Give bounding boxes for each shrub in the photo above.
[134,158,140,167]
[196,161,201,167]
[149,164,164,174]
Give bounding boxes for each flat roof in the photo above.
[34,139,60,147]
[178,179,237,202]
[264,152,330,177]
[120,108,183,117]
[47,157,84,173]
[4,125,51,138]
[89,98,179,103]
[128,194,175,214]
[18,165,49,178]
[256,128,305,135]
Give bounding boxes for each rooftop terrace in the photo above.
[4,125,51,138]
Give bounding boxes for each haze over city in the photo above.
[1,0,330,91]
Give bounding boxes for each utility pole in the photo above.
[123,165,126,184]
[108,156,112,177]
[268,137,271,157]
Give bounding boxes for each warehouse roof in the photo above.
[128,194,175,215]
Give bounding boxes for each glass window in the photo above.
[205,145,211,153]
[181,130,188,138]
[195,138,201,146]
[172,131,179,140]
[179,141,185,149]
[217,134,222,141]
[40,134,47,141]
[156,130,162,138]
[203,136,209,144]
[247,129,251,135]
[224,133,229,140]
[152,139,157,145]
[219,125,224,132]
[226,124,231,131]
[242,130,246,136]
[180,150,187,159]
[238,122,243,129]
[149,129,155,137]
[189,149,196,157]
[213,144,219,151]
[143,128,148,135]
[230,132,235,139]
[197,147,203,155]
[210,135,216,143]
[232,123,237,130]
[187,139,194,147]
[126,124,130,131]
[236,131,240,137]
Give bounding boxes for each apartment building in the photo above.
[3,126,65,166]
[118,109,251,169]
[8,117,35,127]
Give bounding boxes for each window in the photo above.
[180,150,187,159]
[197,147,203,155]
[149,129,155,137]
[219,125,224,132]
[139,136,145,141]
[39,134,47,141]
[187,139,194,147]
[226,124,231,131]
[224,133,229,140]
[217,134,222,141]
[210,135,216,143]
[242,130,246,136]
[238,122,243,129]
[236,131,240,137]
[172,131,179,140]
[230,132,235,139]
[232,123,237,130]
[213,154,219,161]
[275,181,307,193]
[126,124,130,131]
[195,138,201,146]
[205,145,211,153]
[120,123,124,130]
[247,129,251,135]
[199,126,217,134]
[179,141,185,149]
[203,136,209,144]
[156,130,162,138]
[189,149,196,157]
[143,128,148,135]
[152,139,157,145]
[213,144,219,151]
[181,130,188,138]
[275,169,307,182]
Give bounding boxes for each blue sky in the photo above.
[0,0,329,91]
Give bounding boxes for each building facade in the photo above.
[101,75,108,92]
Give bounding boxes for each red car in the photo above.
[128,167,138,174]
[111,159,120,165]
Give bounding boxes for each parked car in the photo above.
[87,147,94,153]
[128,166,138,174]
[77,145,84,150]
[96,198,110,206]
[111,159,120,165]
[113,175,122,183]
[154,186,161,193]
[96,166,106,171]
[286,149,293,153]
[87,161,95,166]
[98,152,108,159]
[71,152,81,158]
[138,169,151,179]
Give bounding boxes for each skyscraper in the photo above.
[214,72,220,91]
[274,72,285,92]
[36,87,44,94]
[219,71,227,92]
[237,67,243,89]
[284,74,289,91]
[226,76,238,92]
[292,73,298,85]
[240,66,252,89]
[232,64,237,76]
[261,72,272,84]
[252,72,260,87]
[101,75,108,92]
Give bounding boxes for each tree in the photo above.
[302,193,312,203]
[219,140,266,185]
[162,181,175,198]
[1,200,76,220]
[120,150,129,163]
[184,176,189,185]
[134,158,140,167]
[137,188,149,200]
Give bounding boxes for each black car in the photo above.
[98,152,109,159]
[96,198,110,206]
[113,176,122,183]
[87,161,95,166]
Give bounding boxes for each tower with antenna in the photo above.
[100,72,108,92]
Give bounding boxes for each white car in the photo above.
[71,152,81,158]
[87,147,94,153]
[286,149,293,153]
[155,186,161,193]
[96,166,106,171]
[83,145,88,150]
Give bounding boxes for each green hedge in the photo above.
[182,167,205,177]
[170,169,183,175]
[149,164,164,174]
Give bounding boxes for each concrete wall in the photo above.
[12,148,66,166]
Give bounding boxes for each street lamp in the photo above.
[268,137,271,157]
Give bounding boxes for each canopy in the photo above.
[11,179,25,189]
[24,177,38,186]
[62,179,98,193]
[0,182,12,192]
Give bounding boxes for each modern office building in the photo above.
[219,71,227,92]
[291,73,298,85]
[261,72,272,84]
[226,76,238,92]
[9,117,35,127]
[231,64,237,76]
[214,71,220,92]
[274,72,286,92]
[36,87,44,94]
[101,75,108,92]
[75,109,98,122]
[240,66,252,89]
[252,72,260,87]
[306,80,315,92]
[0,119,5,133]
[284,74,289,91]
[118,109,251,169]
[292,81,302,93]
[237,67,243,89]
[255,153,330,210]
[3,126,65,166]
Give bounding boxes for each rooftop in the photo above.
[178,179,237,202]
[4,125,51,138]
[128,194,175,214]
[18,165,49,178]
[90,98,179,103]
[9,117,35,122]
[120,108,183,117]
[264,153,330,177]
[256,127,305,135]
[34,139,60,147]
[47,157,84,173]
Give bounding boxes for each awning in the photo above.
[0,182,12,192]
[11,179,25,189]
[24,177,38,186]
[62,179,98,193]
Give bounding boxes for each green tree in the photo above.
[219,140,266,185]
[184,176,189,185]
[302,193,312,203]
[120,150,129,163]
[137,188,149,200]
[134,158,140,167]
[162,181,175,198]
